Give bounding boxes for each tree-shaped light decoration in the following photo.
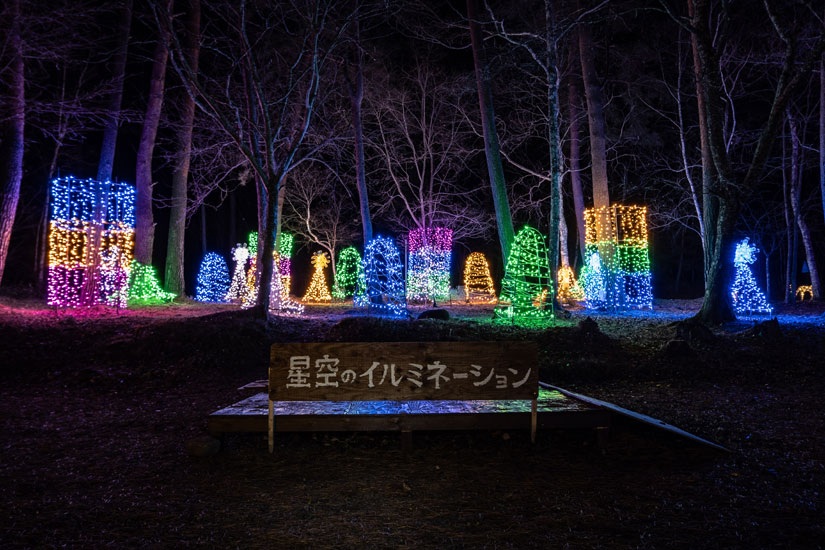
[333,246,362,299]
[195,252,230,302]
[463,252,497,304]
[47,176,135,308]
[360,236,407,317]
[495,226,553,322]
[269,251,304,315]
[244,231,258,301]
[128,261,176,303]
[731,238,772,315]
[557,266,584,304]
[406,227,452,303]
[580,251,608,308]
[302,251,333,304]
[243,232,296,309]
[582,205,652,309]
[225,243,251,304]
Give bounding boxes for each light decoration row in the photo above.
[495,226,553,323]
[332,246,362,300]
[581,205,653,309]
[406,227,452,303]
[128,261,176,303]
[47,176,135,308]
[796,285,813,301]
[557,266,584,304]
[195,252,230,302]
[357,235,407,317]
[302,251,333,303]
[731,238,772,315]
[463,252,497,304]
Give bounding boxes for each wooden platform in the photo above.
[208,387,611,434]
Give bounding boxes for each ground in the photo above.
[0,295,823,549]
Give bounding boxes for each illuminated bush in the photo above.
[128,261,176,303]
[333,246,362,299]
[731,238,772,315]
[406,227,452,303]
[359,236,407,317]
[195,253,230,302]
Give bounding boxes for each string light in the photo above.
[581,205,653,309]
[463,252,497,304]
[796,285,812,301]
[557,266,584,304]
[225,243,251,304]
[406,227,452,303]
[47,176,135,308]
[302,251,333,304]
[731,238,772,315]
[242,232,296,310]
[195,252,230,302]
[360,235,407,317]
[333,246,362,299]
[269,251,304,314]
[495,226,553,323]
[128,261,176,303]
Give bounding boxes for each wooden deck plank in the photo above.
[208,388,611,434]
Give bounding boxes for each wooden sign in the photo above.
[270,341,538,401]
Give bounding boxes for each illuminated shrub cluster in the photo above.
[358,236,407,317]
[195,252,230,302]
[333,246,362,300]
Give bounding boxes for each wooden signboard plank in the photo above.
[270,341,538,401]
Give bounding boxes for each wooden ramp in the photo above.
[208,387,611,435]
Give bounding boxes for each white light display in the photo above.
[731,238,772,315]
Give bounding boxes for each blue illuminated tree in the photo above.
[359,236,407,317]
[195,252,230,302]
[731,238,772,315]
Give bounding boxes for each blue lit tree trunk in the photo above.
[0,0,25,286]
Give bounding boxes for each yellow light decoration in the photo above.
[796,285,812,301]
[557,266,584,304]
[581,204,652,309]
[302,251,333,304]
[463,252,497,304]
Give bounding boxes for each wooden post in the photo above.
[530,398,537,443]
[268,398,274,453]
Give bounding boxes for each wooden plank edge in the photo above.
[538,382,730,453]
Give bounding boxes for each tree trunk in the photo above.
[577,15,609,212]
[345,15,373,248]
[467,0,515,261]
[0,0,25,286]
[820,48,825,238]
[566,52,586,262]
[96,0,133,183]
[135,0,171,265]
[545,0,562,302]
[200,203,207,256]
[164,0,200,295]
[788,109,822,299]
[783,134,794,303]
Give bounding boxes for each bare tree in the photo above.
[158,0,352,317]
[0,0,25,286]
[164,0,200,295]
[368,62,491,242]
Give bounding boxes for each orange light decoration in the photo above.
[463,252,497,304]
[47,177,135,308]
[302,251,333,304]
[796,285,813,301]
[557,266,584,304]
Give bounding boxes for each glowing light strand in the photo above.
[225,243,251,304]
[463,252,497,304]
[47,176,135,308]
[581,205,653,309]
[128,261,176,303]
[333,246,362,300]
[359,236,407,317]
[195,252,230,302]
[495,226,553,323]
[302,251,333,304]
[406,228,452,303]
[731,238,772,315]
[557,266,584,304]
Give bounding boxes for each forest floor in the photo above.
[0,294,823,549]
